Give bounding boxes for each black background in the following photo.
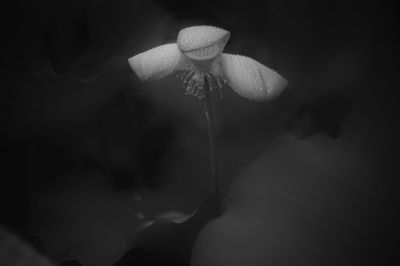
[1,0,398,265]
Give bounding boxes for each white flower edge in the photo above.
[177,25,230,53]
[220,53,288,101]
[128,44,288,101]
[128,43,188,81]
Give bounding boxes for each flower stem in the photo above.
[203,83,221,214]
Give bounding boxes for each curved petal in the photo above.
[177,26,230,53]
[220,54,288,101]
[128,43,187,81]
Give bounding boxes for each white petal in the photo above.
[128,43,187,81]
[221,54,288,101]
[177,26,230,60]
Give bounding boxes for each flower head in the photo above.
[129,25,287,101]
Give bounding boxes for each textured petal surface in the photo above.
[184,43,221,61]
[177,26,230,53]
[221,54,288,101]
[128,43,187,81]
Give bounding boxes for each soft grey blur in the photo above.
[1,0,397,265]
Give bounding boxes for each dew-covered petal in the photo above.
[221,54,288,101]
[177,26,230,55]
[185,44,222,61]
[128,43,187,81]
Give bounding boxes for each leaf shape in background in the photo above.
[115,194,220,266]
[0,225,53,266]
[191,130,393,266]
[8,56,130,136]
[284,92,353,139]
[30,167,218,266]
[30,170,140,266]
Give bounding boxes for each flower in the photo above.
[128,25,288,101]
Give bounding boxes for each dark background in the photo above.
[1,0,398,265]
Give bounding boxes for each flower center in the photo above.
[178,70,226,99]
[177,58,227,99]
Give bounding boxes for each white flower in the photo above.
[128,25,287,101]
